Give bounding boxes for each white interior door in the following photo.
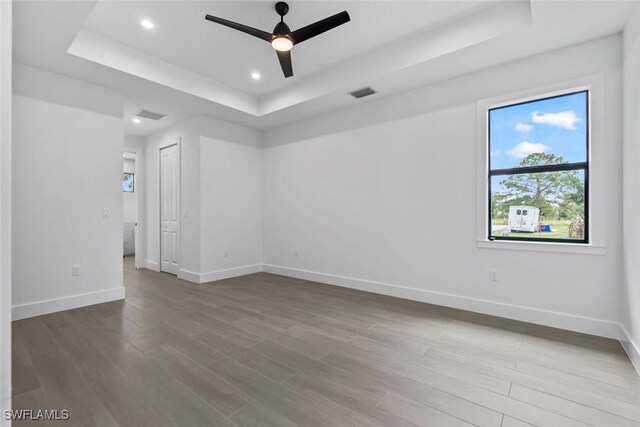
[160,144,179,274]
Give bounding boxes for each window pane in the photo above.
[490,170,585,240]
[489,91,587,170]
[123,173,134,192]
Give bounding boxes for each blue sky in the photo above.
[489,91,587,171]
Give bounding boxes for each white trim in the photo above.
[477,240,606,255]
[262,264,622,340]
[177,269,201,283]
[620,326,640,376]
[143,260,160,272]
[201,264,263,283]
[12,287,125,321]
[0,0,11,421]
[178,264,263,284]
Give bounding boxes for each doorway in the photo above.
[160,144,180,275]
[123,151,137,263]
[123,145,144,269]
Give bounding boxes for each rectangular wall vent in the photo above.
[349,87,377,99]
[136,109,167,120]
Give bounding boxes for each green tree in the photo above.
[495,153,582,220]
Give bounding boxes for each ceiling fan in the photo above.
[205,2,350,78]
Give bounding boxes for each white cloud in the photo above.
[507,141,548,159]
[490,150,500,157]
[531,110,580,130]
[515,122,533,132]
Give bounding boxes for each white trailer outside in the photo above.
[508,206,540,233]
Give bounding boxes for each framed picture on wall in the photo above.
[123,172,135,192]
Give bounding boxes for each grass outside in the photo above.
[490,219,578,240]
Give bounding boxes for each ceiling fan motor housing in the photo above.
[273,21,291,36]
[275,2,289,18]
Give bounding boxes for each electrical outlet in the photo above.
[489,269,498,282]
[71,265,80,277]
[102,208,110,218]
[294,249,299,257]
[224,249,229,258]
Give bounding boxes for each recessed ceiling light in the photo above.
[132,118,141,124]
[251,72,261,80]
[140,19,154,29]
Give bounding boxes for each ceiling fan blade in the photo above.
[276,50,293,78]
[289,11,350,45]
[205,15,272,42]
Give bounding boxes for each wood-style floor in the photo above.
[11,257,640,427]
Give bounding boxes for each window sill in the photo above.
[477,240,606,255]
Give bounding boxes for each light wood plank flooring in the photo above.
[12,257,640,426]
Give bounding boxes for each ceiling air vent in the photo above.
[349,87,376,99]
[136,109,167,121]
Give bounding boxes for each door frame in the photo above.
[124,145,143,269]
[158,140,181,274]
[0,0,12,418]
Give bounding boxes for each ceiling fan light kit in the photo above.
[271,37,293,52]
[205,2,350,78]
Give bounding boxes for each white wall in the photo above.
[144,116,262,282]
[622,4,640,371]
[200,130,262,281]
[123,157,137,223]
[0,0,11,421]
[124,134,145,150]
[12,64,125,320]
[262,35,624,338]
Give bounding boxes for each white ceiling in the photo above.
[12,1,635,137]
[82,1,486,97]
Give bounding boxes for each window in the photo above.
[488,90,588,243]
[123,173,135,193]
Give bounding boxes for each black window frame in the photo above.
[487,90,589,244]
[123,172,135,193]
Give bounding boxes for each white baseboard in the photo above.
[12,287,125,321]
[178,264,263,284]
[178,269,201,283]
[262,264,623,340]
[143,260,160,272]
[620,326,640,376]
[201,264,262,283]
